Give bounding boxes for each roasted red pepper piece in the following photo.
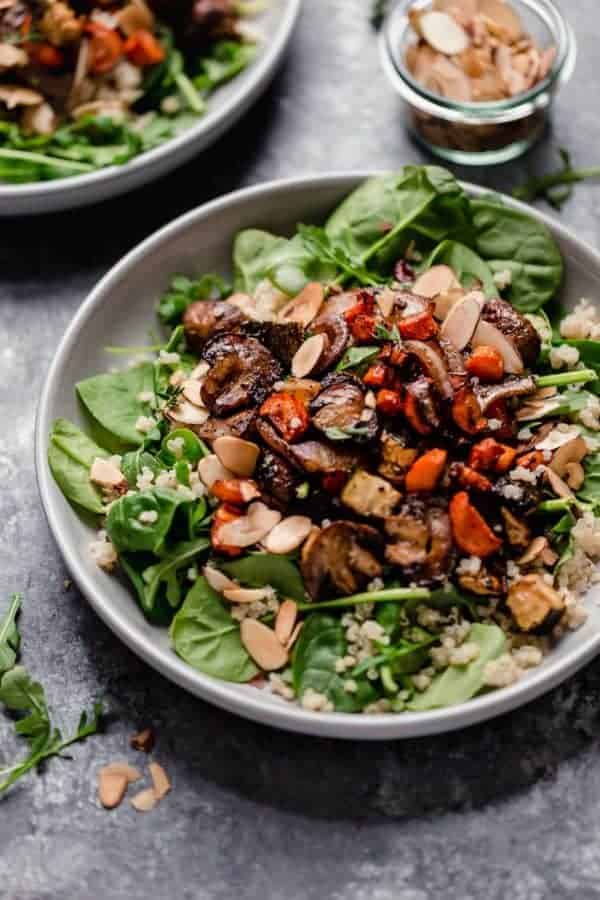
[517,450,547,470]
[405,449,447,492]
[466,345,505,382]
[259,392,309,442]
[211,479,260,505]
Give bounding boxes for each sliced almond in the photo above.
[433,0,479,19]
[440,291,484,350]
[518,536,548,565]
[479,0,522,41]
[541,546,559,567]
[90,457,126,490]
[275,599,298,646]
[564,461,585,491]
[218,502,282,548]
[213,435,260,477]
[550,436,588,477]
[117,0,154,35]
[149,762,171,800]
[420,10,470,55]
[166,400,209,427]
[0,84,43,108]
[413,265,460,299]
[181,379,206,408]
[545,467,574,499]
[434,288,466,320]
[203,564,238,593]
[130,787,159,812]
[198,454,235,489]
[427,55,473,102]
[227,292,261,320]
[291,334,327,379]
[100,762,142,783]
[516,398,560,421]
[0,43,27,69]
[262,515,313,555]
[98,772,128,810]
[375,288,397,318]
[190,361,210,380]
[223,586,275,604]
[285,621,303,651]
[536,426,582,452]
[532,386,558,400]
[471,319,524,374]
[240,619,288,671]
[278,282,324,328]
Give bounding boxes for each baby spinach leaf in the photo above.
[157,273,231,325]
[170,577,258,682]
[233,229,337,296]
[579,451,600,506]
[408,623,506,711]
[121,448,164,489]
[0,594,21,676]
[421,240,496,296]
[297,224,379,285]
[292,614,378,712]
[48,418,108,515]
[470,198,563,311]
[76,363,155,450]
[222,554,307,602]
[106,487,190,555]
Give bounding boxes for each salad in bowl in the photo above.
[47,166,600,717]
[0,0,257,181]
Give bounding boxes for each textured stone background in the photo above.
[2,1,600,897]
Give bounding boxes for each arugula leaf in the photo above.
[324,424,372,441]
[0,594,21,676]
[170,577,258,682]
[408,623,506,711]
[222,553,307,602]
[374,322,401,342]
[48,419,108,515]
[157,273,231,325]
[76,363,155,450]
[512,148,600,210]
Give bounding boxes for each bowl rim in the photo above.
[0,0,302,205]
[35,171,600,740]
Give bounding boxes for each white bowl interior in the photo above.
[36,173,600,739]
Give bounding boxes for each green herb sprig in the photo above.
[513,149,600,210]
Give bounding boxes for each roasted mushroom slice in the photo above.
[183,300,247,352]
[201,333,282,416]
[300,521,383,600]
[341,470,401,518]
[385,498,452,581]
[242,321,305,367]
[255,450,300,512]
[378,431,419,484]
[479,298,542,369]
[194,408,257,443]
[458,570,504,596]
[404,340,453,401]
[256,418,363,474]
[500,506,531,549]
[310,373,378,443]
[507,575,565,633]
[475,376,536,413]
[310,314,351,372]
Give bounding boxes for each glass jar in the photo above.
[380,0,576,165]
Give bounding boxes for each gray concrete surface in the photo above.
[2,1,600,897]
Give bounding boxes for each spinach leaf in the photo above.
[222,554,307,602]
[555,340,600,394]
[157,273,231,325]
[106,487,190,554]
[193,40,257,94]
[579,451,600,506]
[121,448,164,489]
[0,594,21,676]
[292,614,378,712]
[48,418,108,515]
[232,229,337,296]
[421,240,496,296]
[408,623,506,711]
[470,198,563,311]
[337,346,380,373]
[170,577,258,682]
[121,537,210,623]
[76,363,155,450]
[297,224,379,285]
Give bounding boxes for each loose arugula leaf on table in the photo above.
[170,577,258,682]
[292,614,378,712]
[470,197,564,312]
[0,594,21,675]
[408,624,506,711]
[48,419,108,515]
[76,362,155,450]
[222,553,307,603]
[512,148,600,210]
[157,273,232,325]
[420,240,497,297]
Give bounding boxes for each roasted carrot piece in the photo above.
[398,311,438,340]
[456,465,493,492]
[211,504,244,557]
[211,479,260,505]
[259,392,309,442]
[376,388,404,417]
[124,29,165,66]
[452,386,486,435]
[469,438,517,474]
[517,450,547,470]
[350,313,377,343]
[449,492,502,558]
[465,345,505,382]
[85,23,124,73]
[363,362,391,388]
[31,43,64,68]
[405,448,447,492]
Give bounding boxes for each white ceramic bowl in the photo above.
[0,0,301,216]
[35,173,600,739]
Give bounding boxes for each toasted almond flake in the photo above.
[427,55,473,102]
[564,461,585,491]
[130,787,159,812]
[190,361,210,380]
[479,0,522,41]
[545,467,574,499]
[219,502,282,548]
[0,84,43,108]
[149,762,171,800]
[533,387,558,400]
[291,334,326,379]
[440,291,484,350]
[278,282,324,328]
[433,288,466,320]
[516,398,560,421]
[166,400,209,427]
[413,264,460,299]
[203,564,238,593]
[541,546,559,566]
[198,454,235,489]
[130,728,155,753]
[226,292,261,320]
[117,0,154,35]
[375,289,396,318]
[285,621,304,651]
[240,619,288,671]
[0,43,27,69]
[539,45,557,80]
[420,10,470,55]
[433,0,479,18]
[90,458,126,489]
[223,586,274,604]
[98,772,129,810]
[182,379,206,408]
[262,515,313,554]
[213,435,260,477]
[275,599,298,646]
[275,378,322,402]
[100,762,143,783]
[471,319,524,374]
[518,536,548,565]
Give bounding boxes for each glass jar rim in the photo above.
[381,0,576,124]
